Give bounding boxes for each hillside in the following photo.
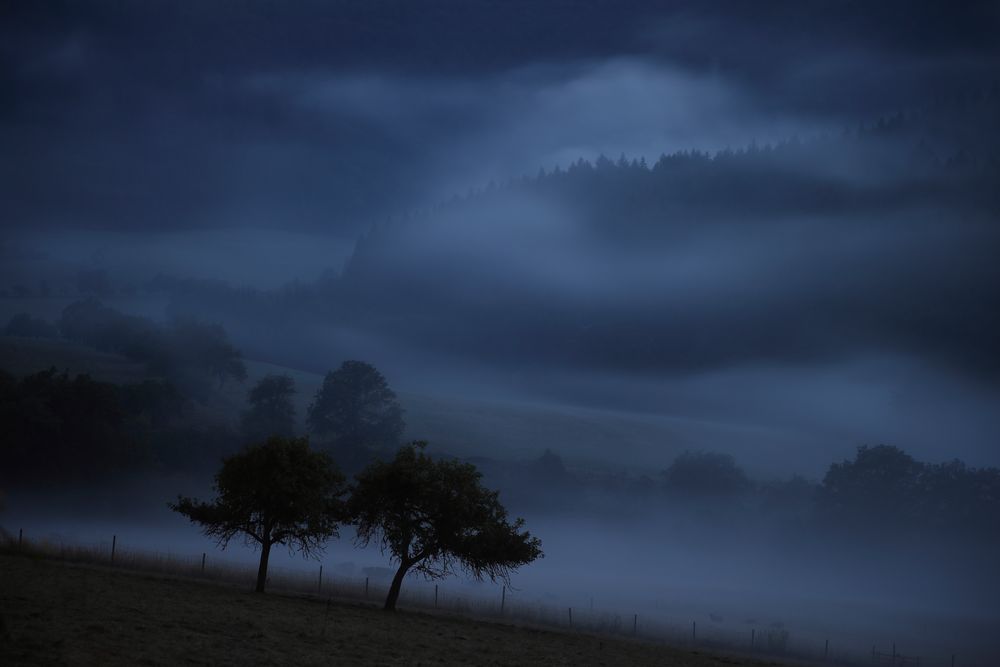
[0,553,779,667]
[0,335,825,476]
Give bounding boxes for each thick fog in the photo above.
[3,2,1000,664]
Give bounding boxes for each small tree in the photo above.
[166,319,247,389]
[170,436,347,593]
[241,374,297,440]
[307,360,405,450]
[661,450,751,498]
[350,442,542,611]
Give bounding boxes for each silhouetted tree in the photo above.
[0,368,143,481]
[57,300,247,396]
[307,361,405,450]
[3,313,57,338]
[820,445,922,525]
[170,436,347,593]
[166,318,247,390]
[118,379,185,429]
[661,450,751,498]
[350,442,542,611]
[241,374,297,440]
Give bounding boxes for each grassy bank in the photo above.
[0,553,787,666]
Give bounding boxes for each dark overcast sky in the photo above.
[3,0,999,236]
[2,1,999,472]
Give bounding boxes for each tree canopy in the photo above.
[350,441,542,611]
[307,360,405,451]
[170,436,347,593]
[57,299,247,398]
[241,374,297,440]
[661,450,751,499]
[819,444,1000,537]
[0,368,163,483]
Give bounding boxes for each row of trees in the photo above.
[553,446,1000,544]
[4,300,247,398]
[0,368,184,482]
[240,361,405,470]
[171,437,542,609]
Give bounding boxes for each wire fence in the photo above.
[0,527,970,667]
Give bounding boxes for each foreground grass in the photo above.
[0,554,783,666]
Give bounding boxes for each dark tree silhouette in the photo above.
[0,368,149,483]
[307,360,405,450]
[350,442,542,611]
[167,318,247,389]
[170,436,347,593]
[241,374,296,440]
[661,450,751,498]
[3,312,57,338]
[820,444,926,531]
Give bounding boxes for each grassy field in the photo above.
[0,553,785,666]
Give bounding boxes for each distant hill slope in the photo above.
[0,336,822,475]
[159,95,1000,389]
[0,336,146,384]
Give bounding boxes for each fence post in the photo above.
[365,577,369,598]
[201,553,206,573]
[633,613,637,635]
[568,607,572,627]
[500,585,505,614]
[318,565,323,593]
[435,584,439,609]
[18,528,23,547]
[111,535,116,564]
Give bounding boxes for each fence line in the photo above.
[0,529,967,666]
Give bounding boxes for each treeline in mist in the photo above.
[2,350,997,559]
[5,299,246,398]
[128,93,1000,382]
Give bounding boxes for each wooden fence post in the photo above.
[633,613,637,635]
[111,535,116,564]
[201,553,206,573]
[18,528,23,547]
[568,607,572,627]
[500,585,505,614]
[365,577,369,598]
[318,565,323,593]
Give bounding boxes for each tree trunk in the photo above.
[384,561,410,611]
[255,540,272,593]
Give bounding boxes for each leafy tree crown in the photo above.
[307,360,405,449]
[350,441,542,584]
[170,436,347,557]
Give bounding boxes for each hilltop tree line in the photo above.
[136,94,1000,388]
[0,355,410,486]
[506,446,1000,549]
[4,300,247,399]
